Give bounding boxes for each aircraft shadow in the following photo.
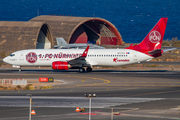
[0,69,169,73]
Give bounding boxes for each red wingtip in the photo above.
[81,46,89,57]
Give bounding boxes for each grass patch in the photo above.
[122,66,127,68]
[162,41,171,46]
[24,84,33,90]
[16,85,21,89]
[173,41,180,47]
[0,52,7,58]
[145,64,159,67]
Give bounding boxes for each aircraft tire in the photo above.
[86,67,92,72]
[79,68,85,73]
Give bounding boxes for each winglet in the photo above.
[81,46,89,57]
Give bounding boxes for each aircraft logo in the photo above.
[149,30,161,43]
[26,52,37,63]
[113,58,130,62]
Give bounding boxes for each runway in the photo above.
[0,69,180,120]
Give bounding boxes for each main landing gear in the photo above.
[79,67,92,73]
[79,68,85,73]
[19,68,22,72]
[86,67,92,72]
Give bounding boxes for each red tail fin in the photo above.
[126,18,168,53]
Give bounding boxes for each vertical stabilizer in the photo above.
[126,18,168,54]
[56,37,67,46]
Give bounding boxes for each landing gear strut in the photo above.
[86,67,92,72]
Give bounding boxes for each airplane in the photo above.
[54,37,105,49]
[3,18,174,72]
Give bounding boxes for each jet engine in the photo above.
[52,61,71,70]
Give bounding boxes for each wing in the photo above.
[67,46,90,67]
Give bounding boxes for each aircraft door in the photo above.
[133,52,137,61]
[19,52,24,61]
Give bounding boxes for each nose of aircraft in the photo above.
[3,57,9,63]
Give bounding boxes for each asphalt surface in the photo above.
[0,69,180,120]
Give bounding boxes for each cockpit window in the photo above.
[10,54,15,57]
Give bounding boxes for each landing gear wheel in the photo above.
[79,68,85,73]
[86,67,92,72]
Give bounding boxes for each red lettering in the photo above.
[63,54,66,58]
[66,54,69,58]
[45,54,49,58]
[39,54,42,58]
[59,53,62,58]
[76,54,79,58]
[38,53,83,59]
[49,54,52,58]
[69,54,72,58]
[72,54,76,58]
[54,54,58,58]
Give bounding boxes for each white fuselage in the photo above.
[3,49,153,67]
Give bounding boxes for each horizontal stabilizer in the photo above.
[163,48,176,53]
[148,49,162,58]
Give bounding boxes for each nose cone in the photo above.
[3,57,9,63]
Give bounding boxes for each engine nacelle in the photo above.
[52,61,71,70]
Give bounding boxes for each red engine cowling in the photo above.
[52,61,71,70]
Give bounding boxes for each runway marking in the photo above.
[60,76,111,87]
[0,74,111,87]
[119,108,139,113]
[71,85,180,87]
[124,113,180,119]
[122,90,180,97]
[113,82,180,84]
[1,74,180,87]
[0,107,29,112]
